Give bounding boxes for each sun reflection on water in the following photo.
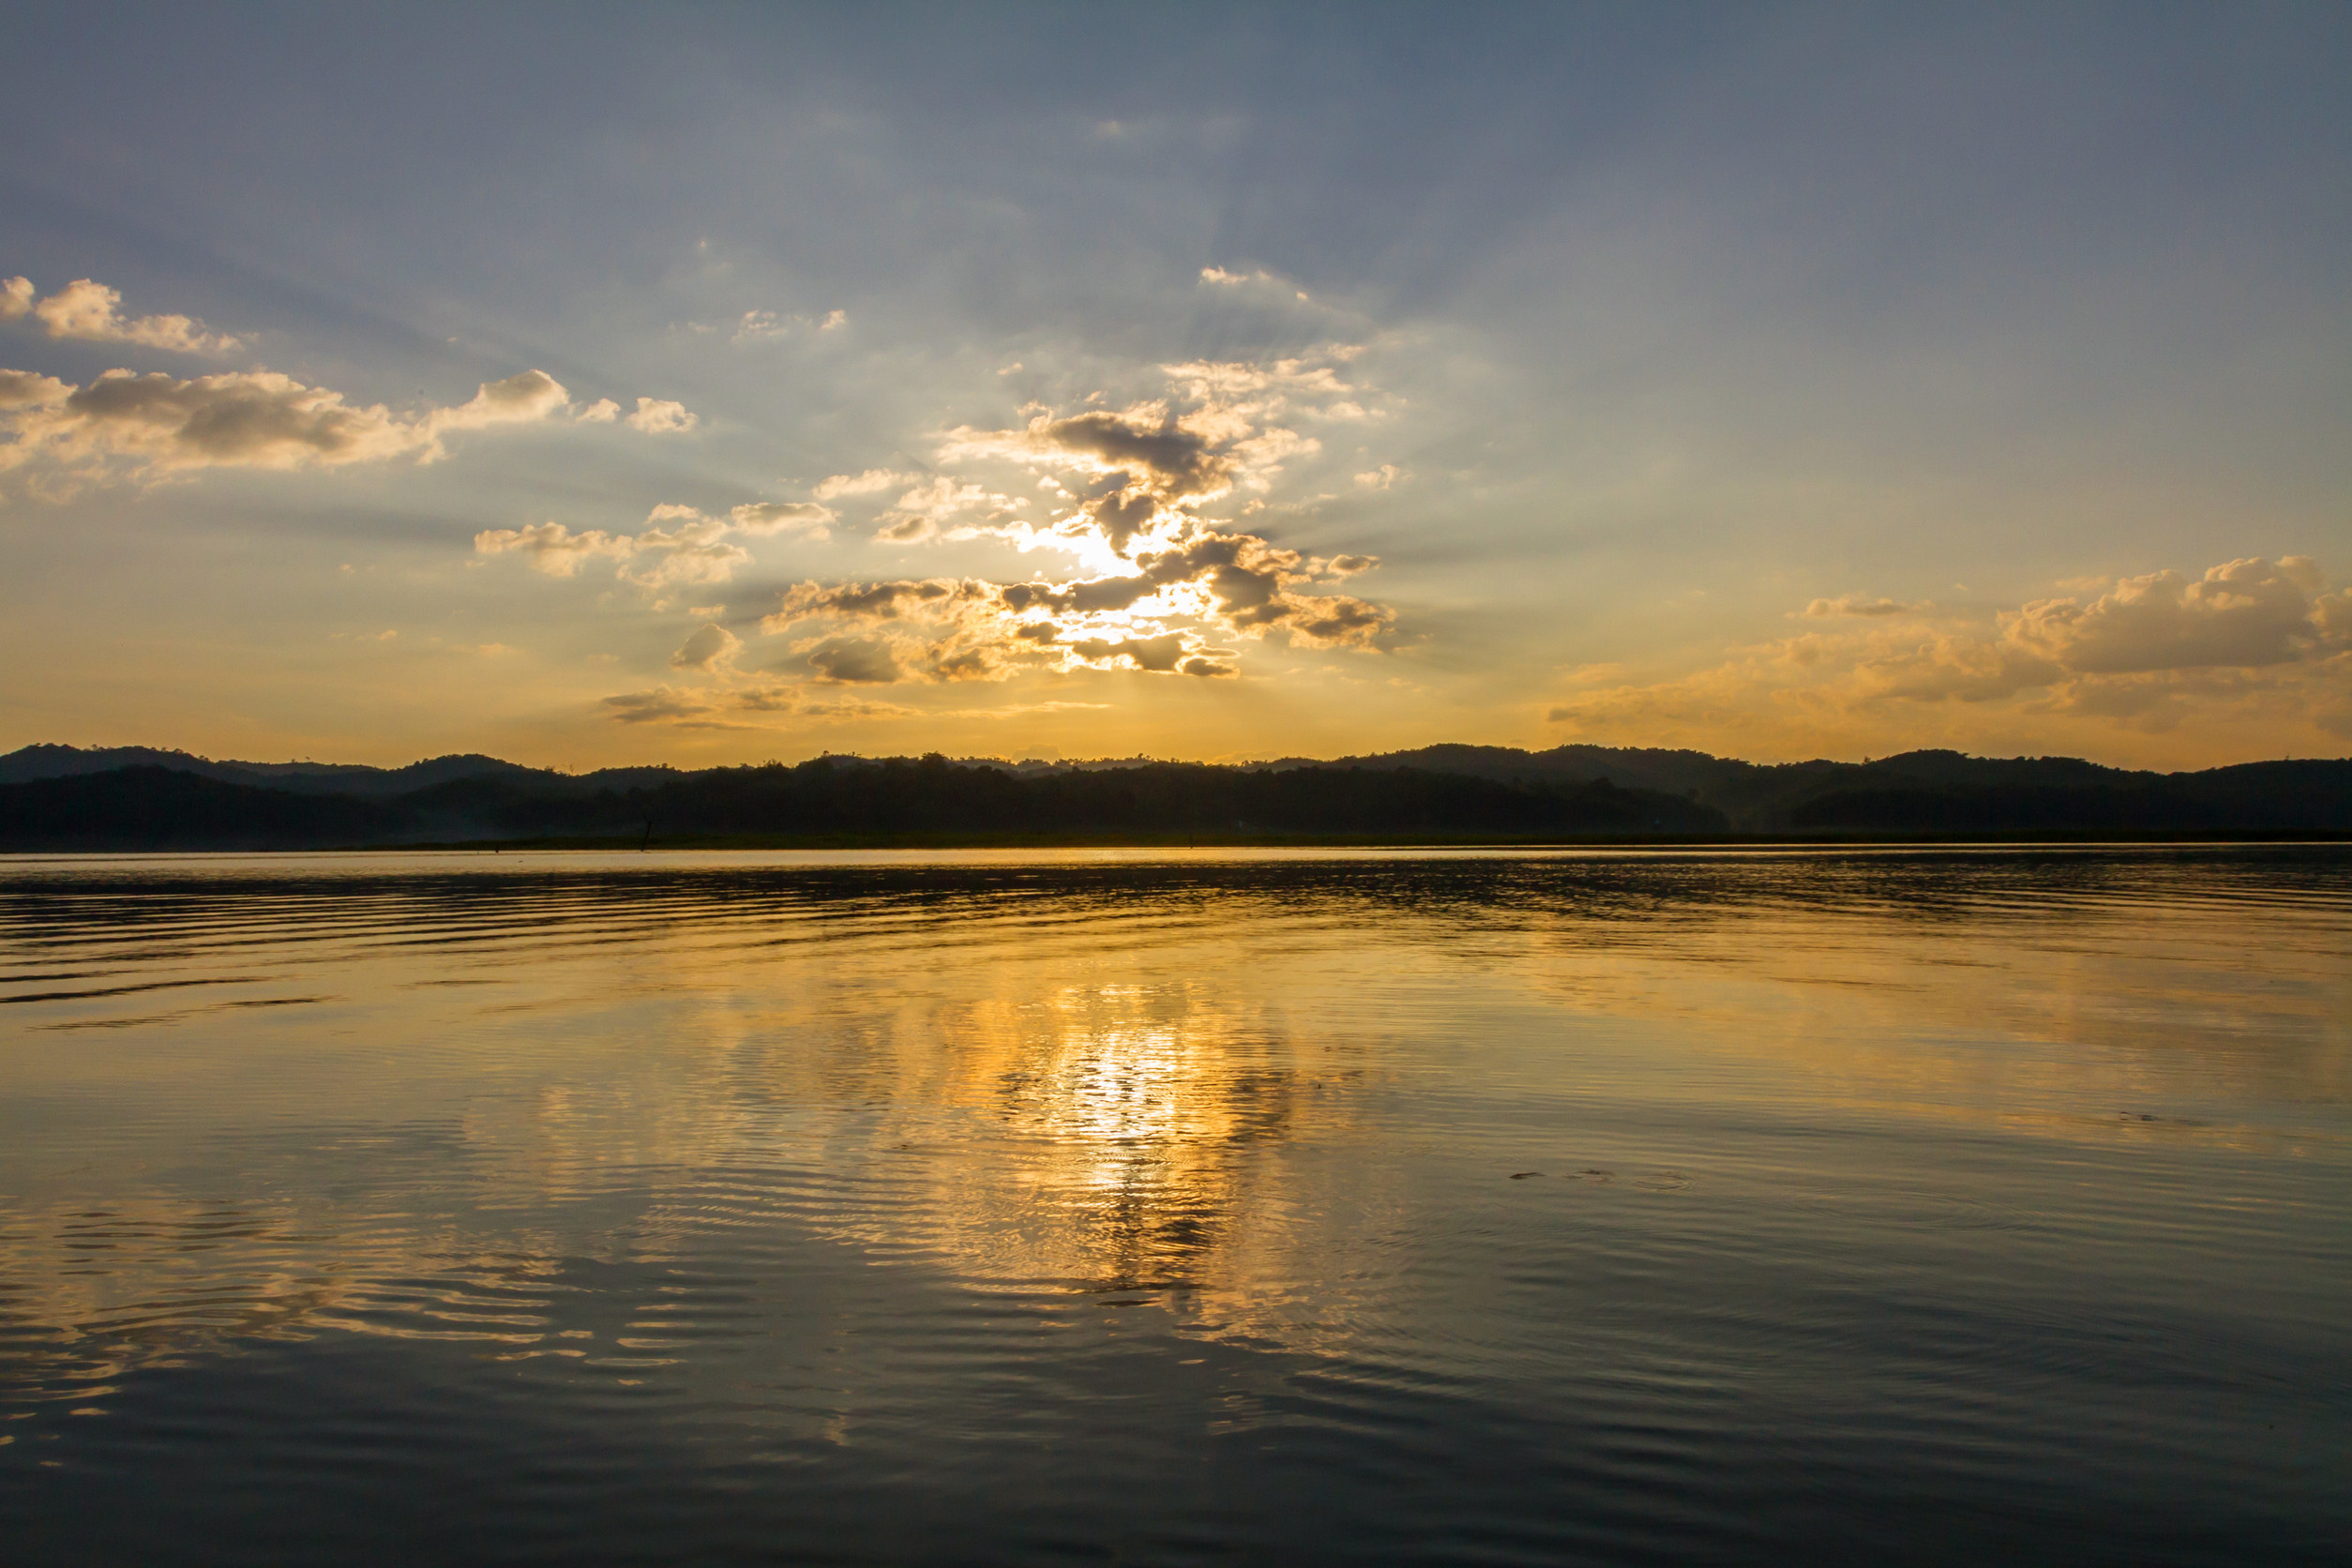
[0,848,2344,1415]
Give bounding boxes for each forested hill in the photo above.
[0,759,1722,850]
[0,744,2344,850]
[1274,744,2352,836]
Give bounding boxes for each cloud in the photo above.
[473,521,635,578]
[428,369,572,432]
[1850,635,2063,703]
[1353,464,1403,490]
[723,307,845,345]
[945,404,1233,505]
[875,476,1009,543]
[2000,557,2334,672]
[734,310,791,343]
[768,578,982,624]
[1198,265,1312,303]
[598,679,918,729]
[727,682,913,719]
[478,498,835,590]
[1545,557,2352,755]
[469,513,736,588]
[762,543,1381,686]
[599,686,748,728]
[625,397,697,434]
[1071,529,1395,646]
[729,500,832,538]
[670,623,741,671]
[618,512,750,587]
[0,369,68,408]
[806,636,902,684]
[1063,632,1188,673]
[8,277,241,354]
[1803,595,1928,617]
[719,353,1400,686]
[578,391,702,430]
[1,366,577,484]
[16,369,428,474]
[1078,486,1162,552]
[1286,595,1392,646]
[812,468,912,500]
[932,361,1364,565]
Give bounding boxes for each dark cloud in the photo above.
[926,646,997,681]
[600,687,728,725]
[1289,596,1392,645]
[997,574,1160,616]
[5,366,574,480]
[1083,486,1161,551]
[1066,633,1187,673]
[0,369,69,408]
[68,370,400,464]
[806,636,903,684]
[988,527,1392,655]
[670,624,740,671]
[1034,410,1225,496]
[1806,596,1923,617]
[771,579,971,623]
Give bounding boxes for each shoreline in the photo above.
[6,830,2347,858]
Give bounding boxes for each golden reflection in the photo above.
[893,980,1358,1297]
[1509,891,2350,1145]
[1,852,2344,1408]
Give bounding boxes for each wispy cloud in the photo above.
[476,497,829,589]
[812,467,913,501]
[731,307,848,343]
[1803,595,1930,618]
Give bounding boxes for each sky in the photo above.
[2,2,2347,770]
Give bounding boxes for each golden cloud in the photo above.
[5,275,241,354]
[1547,556,2352,761]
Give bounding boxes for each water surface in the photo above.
[2,847,2346,1564]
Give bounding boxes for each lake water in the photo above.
[1,847,2345,1565]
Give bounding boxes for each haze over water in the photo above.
[2,847,2346,1565]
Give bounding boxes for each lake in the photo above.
[2,847,2345,1565]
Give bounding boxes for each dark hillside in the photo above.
[428,759,1730,842]
[1293,745,2352,832]
[0,767,404,850]
[1,746,2342,850]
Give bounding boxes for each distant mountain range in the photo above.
[0,742,2345,850]
[0,744,687,797]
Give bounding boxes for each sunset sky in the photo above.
[3,3,2346,769]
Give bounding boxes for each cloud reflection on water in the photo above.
[0,848,2344,1414]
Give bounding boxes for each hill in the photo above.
[0,743,2344,850]
[1267,745,2352,834]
